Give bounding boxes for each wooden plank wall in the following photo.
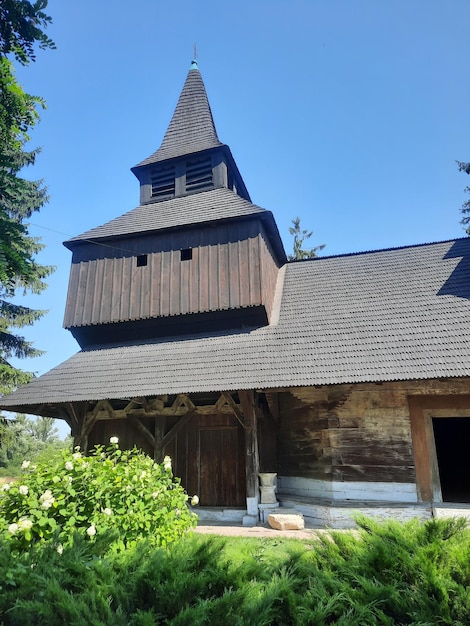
[88,413,246,508]
[64,220,277,328]
[88,417,154,457]
[259,224,281,322]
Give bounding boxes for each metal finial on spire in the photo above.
[190,43,199,70]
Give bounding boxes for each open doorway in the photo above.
[432,417,470,502]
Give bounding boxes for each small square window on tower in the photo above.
[136,254,148,267]
[181,248,192,261]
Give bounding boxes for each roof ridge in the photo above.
[287,236,467,263]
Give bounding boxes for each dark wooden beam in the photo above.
[162,413,194,448]
[65,402,91,452]
[128,415,155,449]
[154,417,166,462]
[239,390,260,508]
[257,393,279,473]
[264,391,280,422]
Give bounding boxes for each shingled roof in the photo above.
[133,60,223,168]
[2,238,470,416]
[64,188,269,245]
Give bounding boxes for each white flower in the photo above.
[39,490,55,509]
[2,483,10,491]
[65,461,74,471]
[163,455,172,470]
[102,508,112,516]
[56,544,64,555]
[18,517,32,530]
[72,452,82,460]
[19,485,28,496]
[8,523,19,535]
[21,460,31,469]
[40,489,53,500]
[140,471,147,479]
[109,436,119,444]
[191,495,199,506]
[86,524,96,537]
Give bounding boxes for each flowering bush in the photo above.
[0,440,197,551]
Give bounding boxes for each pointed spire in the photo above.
[135,61,223,167]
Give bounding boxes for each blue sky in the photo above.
[8,0,470,435]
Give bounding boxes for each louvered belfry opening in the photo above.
[186,155,213,193]
[151,164,175,199]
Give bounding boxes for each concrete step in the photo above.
[278,494,432,529]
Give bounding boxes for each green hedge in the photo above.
[0,516,469,624]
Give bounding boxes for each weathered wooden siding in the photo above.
[278,380,470,486]
[278,383,415,484]
[64,219,278,328]
[277,389,332,479]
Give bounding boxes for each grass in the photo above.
[1,516,470,624]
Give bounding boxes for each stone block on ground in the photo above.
[268,510,305,531]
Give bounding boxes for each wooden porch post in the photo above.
[154,416,166,463]
[239,390,260,518]
[64,402,90,452]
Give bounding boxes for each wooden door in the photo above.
[169,414,246,507]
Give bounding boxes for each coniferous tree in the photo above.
[458,161,470,234]
[288,216,325,261]
[0,1,55,395]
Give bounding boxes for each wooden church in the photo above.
[2,60,470,527]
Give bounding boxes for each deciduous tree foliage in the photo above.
[458,161,470,234]
[0,413,61,473]
[288,216,325,261]
[0,0,55,64]
[0,0,55,395]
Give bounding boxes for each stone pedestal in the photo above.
[258,502,279,524]
[259,473,278,504]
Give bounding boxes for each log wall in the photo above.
[278,379,470,485]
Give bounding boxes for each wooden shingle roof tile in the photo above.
[133,61,223,167]
[64,188,268,245]
[2,238,470,414]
